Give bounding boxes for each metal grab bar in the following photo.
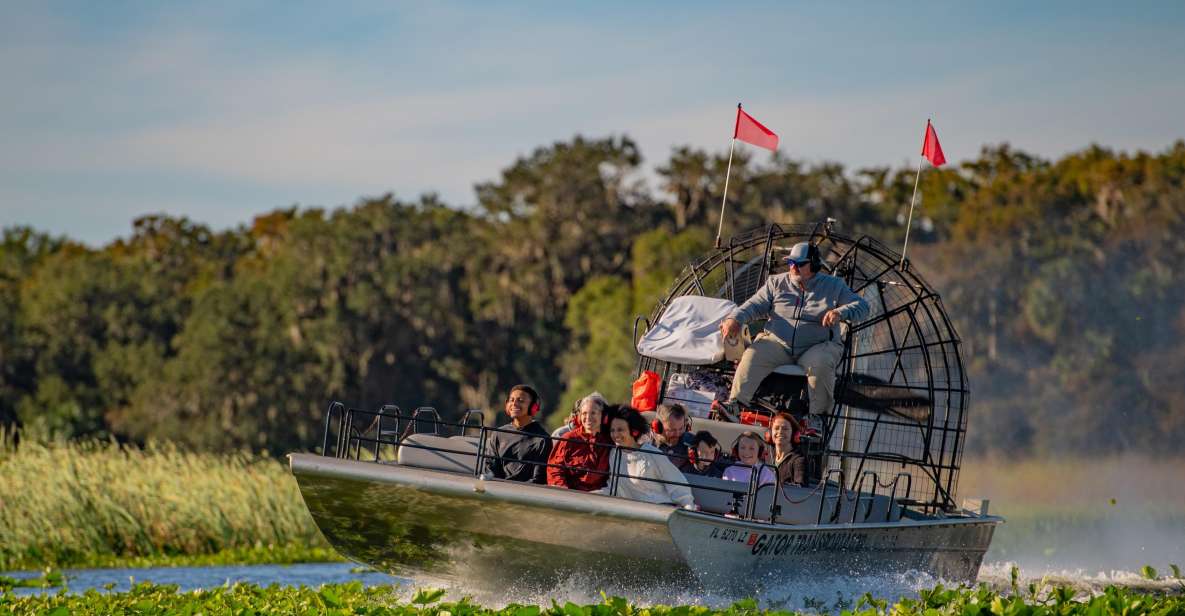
[458,410,484,437]
[412,407,442,435]
[887,472,913,521]
[851,470,878,523]
[817,469,846,524]
[322,401,345,457]
[632,315,651,348]
[372,404,402,461]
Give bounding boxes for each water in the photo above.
[3,562,402,597]
[5,561,1180,607]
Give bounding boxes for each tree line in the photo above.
[2,136,1183,456]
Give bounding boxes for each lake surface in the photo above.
[4,562,401,597]
[6,559,1181,606]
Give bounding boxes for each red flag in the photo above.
[733,105,778,151]
[921,120,946,167]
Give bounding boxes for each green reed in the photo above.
[0,439,332,571]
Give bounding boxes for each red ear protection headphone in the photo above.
[508,385,541,417]
[651,419,663,435]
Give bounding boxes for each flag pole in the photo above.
[715,103,741,249]
[900,119,930,269]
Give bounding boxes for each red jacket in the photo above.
[546,424,612,491]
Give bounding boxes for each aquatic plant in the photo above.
[2,580,1184,616]
[0,439,331,570]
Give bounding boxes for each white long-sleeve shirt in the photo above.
[601,443,695,507]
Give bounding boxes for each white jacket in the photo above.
[602,443,694,507]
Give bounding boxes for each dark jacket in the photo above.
[775,448,807,486]
[656,431,696,472]
[546,424,612,491]
[482,420,552,484]
[687,454,733,479]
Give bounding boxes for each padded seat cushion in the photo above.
[637,296,738,365]
[397,434,480,475]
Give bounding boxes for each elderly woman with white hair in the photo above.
[552,392,607,438]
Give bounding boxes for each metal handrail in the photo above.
[817,469,846,524]
[325,404,914,527]
[412,407,442,435]
[887,472,914,522]
[632,315,651,351]
[321,401,344,456]
[458,409,484,437]
[331,405,775,513]
[851,470,878,523]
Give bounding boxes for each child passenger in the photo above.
[599,405,695,508]
[721,431,776,486]
[686,430,731,478]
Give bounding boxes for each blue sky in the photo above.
[3,2,1184,246]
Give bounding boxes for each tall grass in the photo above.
[0,439,329,571]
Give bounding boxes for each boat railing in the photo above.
[320,403,915,525]
[817,468,846,524]
[852,471,878,523]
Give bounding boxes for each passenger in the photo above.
[769,412,808,487]
[546,393,613,491]
[686,430,731,478]
[481,385,553,484]
[552,391,606,438]
[600,405,695,508]
[652,403,695,472]
[713,242,870,432]
[721,431,776,486]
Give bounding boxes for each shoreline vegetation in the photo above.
[0,439,334,572]
[2,440,1182,574]
[3,575,1184,615]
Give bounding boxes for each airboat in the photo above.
[289,221,1001,594]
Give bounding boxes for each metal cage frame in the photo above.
[635,221,969,512]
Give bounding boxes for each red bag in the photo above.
[631,370,660,412]
[740,410,772,427]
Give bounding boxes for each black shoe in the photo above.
[711,399,742,422]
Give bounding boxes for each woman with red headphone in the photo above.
[769,412,808,486]
[546,392,612,491]
[600,405,695,508]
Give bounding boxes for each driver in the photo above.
[712,242,868,432]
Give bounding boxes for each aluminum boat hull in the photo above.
[290,453,999,593]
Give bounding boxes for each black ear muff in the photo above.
[809,243,823,271]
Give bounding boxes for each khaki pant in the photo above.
[729,333,844,416]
